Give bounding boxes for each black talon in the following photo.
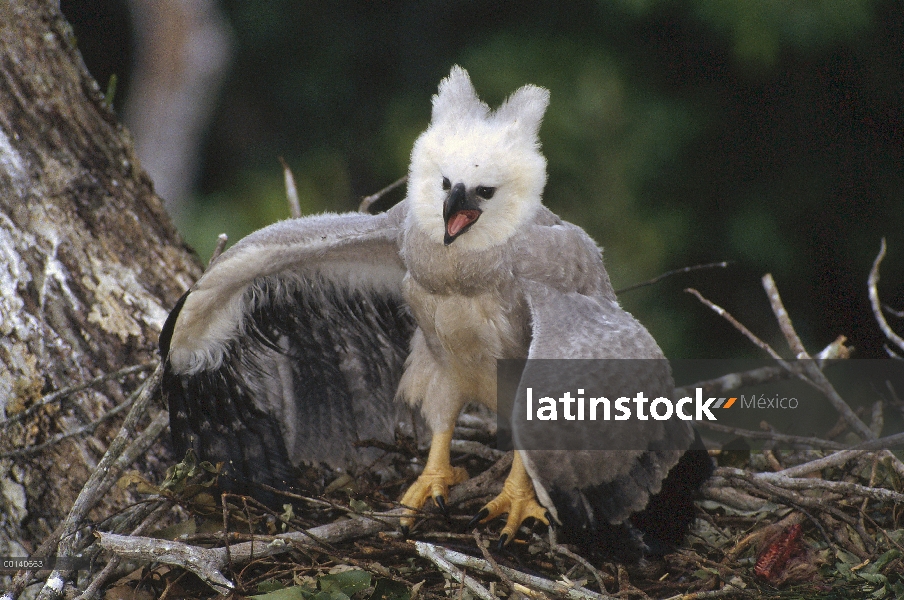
[496,533,509,551]
[400,525,410,538]
[544,510,553,524]
[468,508,490,529]
[434,495,448,516]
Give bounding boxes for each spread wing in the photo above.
[160,203,421,502]
[510,219,711,558]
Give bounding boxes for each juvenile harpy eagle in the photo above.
[160,66,711,559]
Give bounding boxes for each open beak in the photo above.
[443,183,482,245]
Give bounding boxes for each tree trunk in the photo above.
[123,0,232,220]
[0,1,202,559]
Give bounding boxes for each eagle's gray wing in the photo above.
[511,218,710,558]
[160,203,419,502]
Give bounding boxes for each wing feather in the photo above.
[161,205,421,502]
[514,237,710,558]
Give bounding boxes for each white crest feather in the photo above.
[494,84,550,142]
[408,66,551,250]
[431,66,490,126]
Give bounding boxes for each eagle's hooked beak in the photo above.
[443,182,482,245]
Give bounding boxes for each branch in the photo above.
[695,421,846,449]
[717,466,904,504]
[762,274,876,441]
[32,364,163,600]
[93,452,516,595]
[358,176,407,213]
[615,261,729,295]
[415,541,496,600]
[1,385,143,459]
[868,238,904,353]
[1,363,153,429]
[75,500,173,600]
[450,439,506,461]
[95,532,234,595]
[773,449,867,478]
[280,157,302,219]
[674,335,851,400]
[430,543,615,600]
[208,233,228,266]
[661,587,751,600]
[473,532,528,600]
[685,288,786,362]
[553,544,612,595]
[96,508,405,593]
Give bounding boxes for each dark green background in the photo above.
[62,0,904,360]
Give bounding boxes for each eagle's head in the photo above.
[407,66,550,251]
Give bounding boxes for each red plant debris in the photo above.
[754,523,805,584]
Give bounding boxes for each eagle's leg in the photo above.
[472,451,549,545]
[399,429,468,529]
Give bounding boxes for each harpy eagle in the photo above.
[160,66,712,560]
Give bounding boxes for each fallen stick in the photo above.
[429,543,615,600]
[716,466,904,504]
[415,541,496,600]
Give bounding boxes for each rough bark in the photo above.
[0,1,202,559]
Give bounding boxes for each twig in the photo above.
[1,385,143,459]
[727,472,863,534]
[96,508,406,593]
[869,239,904,353]
[761,274,808,359]
[280,157,302,219]
[553,545,611,594]
[448,452,512,504]
[616,261,729,294]
[880,449,904,478]
[415,541,495,600]
[1,364,153,428]
[457,411,498,435]
[869,401,884,438]
[434,544,614,600]
[701,484,768,512]
[661,587,751,600]
[718,466,904,504]
[5,380,167,600]
[721,511,803,563]
[761,274,876,441]
[450,439,506,461]
[75,500,172,600]
[95,532,234,595]
[772,449,866,478]
[33,364,163,600]
[685,288,786,362]
[695,421,846,449]
[208,233,228,267]
[359,176,407,213]
[883,304,904,319]
[113,409,169,472]
[675,365,791,401]
[473,531,526,600]
[674,335,852,400]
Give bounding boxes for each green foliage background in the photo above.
[66,0,904,359]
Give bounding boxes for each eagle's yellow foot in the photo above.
[399,465,468,521]
[400,430,467,531]
[470,452,549,546]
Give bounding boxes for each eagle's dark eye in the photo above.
[476,186,495,199]
[442,177,451,191]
